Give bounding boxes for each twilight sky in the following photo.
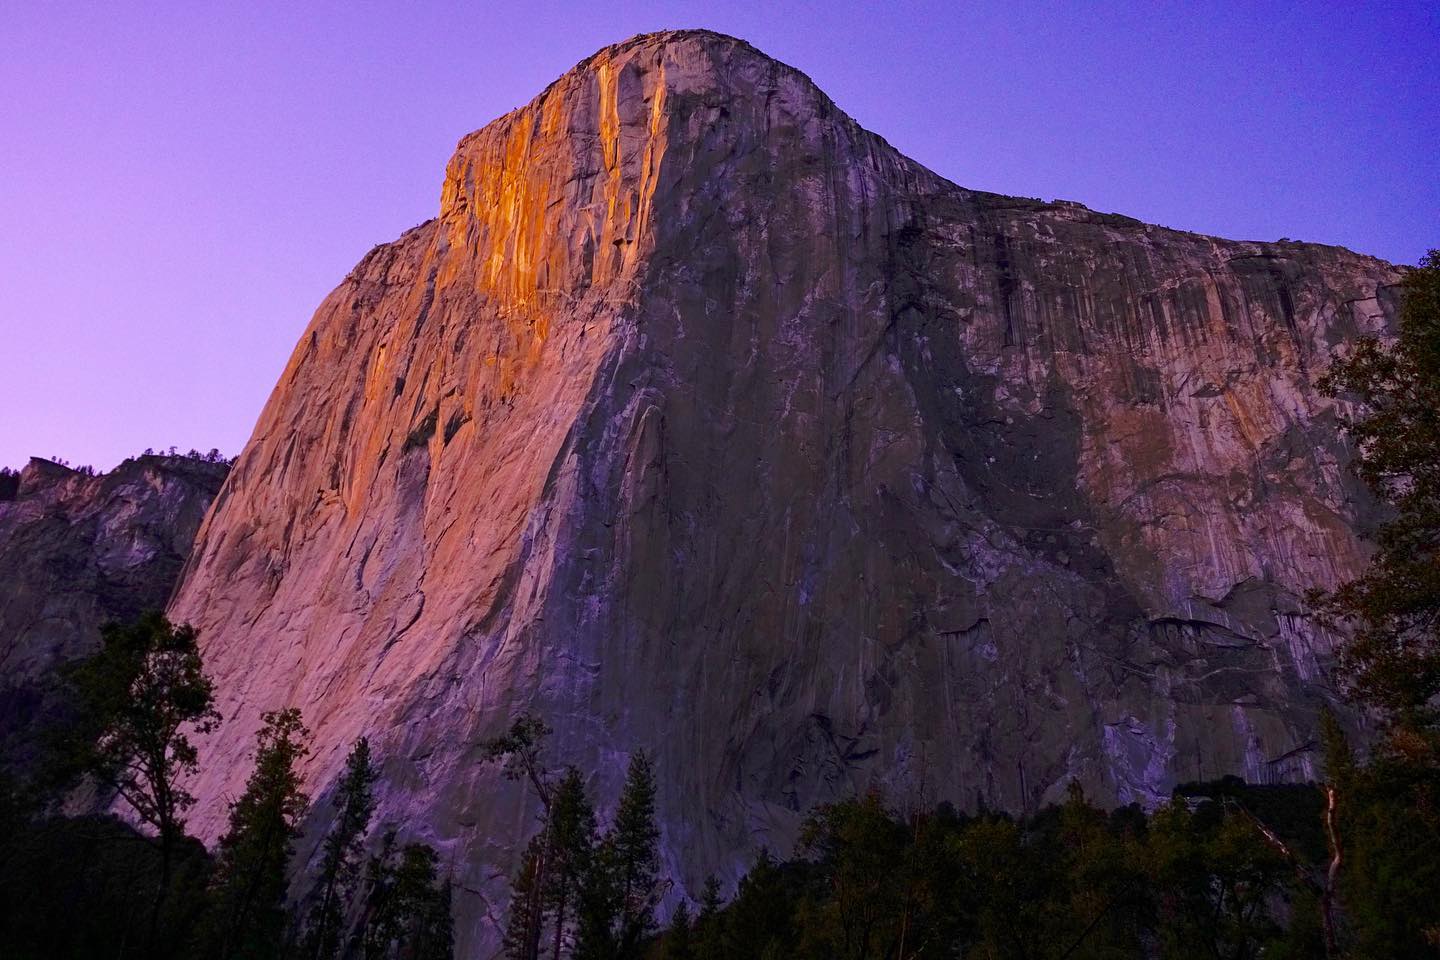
[2,1,1436,471]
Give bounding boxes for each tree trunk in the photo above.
[525,843,547,960]
[552,884,568,960]
[147,818,174,956]
[1320,785,1342,959]
[222,817,282,960]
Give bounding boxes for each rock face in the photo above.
[168,30,1403,952]
[0,455,229,764]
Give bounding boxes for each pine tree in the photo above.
[576,839,621,960]
[484,713,556,805]
[662,899,694,960]
[693,876,724,960]
[56,612,219,952]
[209,708,310,960]
[359,829,402,957]
[392,843,453,960]
[302,737,379,959]
[577,752,662,960]
[426,877,456,960]
[545,768,597,960]
[610,751,661,956]
[505,834,548,960]
[485,713,557,960]
[360,833,453,960]
[723,849,792,959]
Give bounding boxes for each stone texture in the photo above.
[166,31,1403,954]
[0,455,229,765]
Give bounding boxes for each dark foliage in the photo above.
[50,610,219,955]
[0,465,19,500]
[205,708,311,960]
[651,787,1323,960]
[486,712,559,960]
[547,768,598,960]
[577,752,662,960]
[355,830,453,960]
[1311,248,1440,954]
[1314,252,1440,727]
[505,834,549,960]
[0,813,213,960]
[139,446,235,465]
[300,737,380,960]
[0,622,453,960]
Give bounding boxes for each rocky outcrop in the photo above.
[0,455,229,765]
[167,30,1403,953]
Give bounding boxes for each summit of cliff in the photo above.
[488,29,845,138]
[460,29,1394,263]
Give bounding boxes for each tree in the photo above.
[578,752,662,960]
[57,612,218,950]
[609,751,661,955]
[302,737,380,960]
[953,814,1064,959]
[429,877,456,960]
[1048,783,1153,959]
[1148,799,1292,960]
[485,714,556,960]
[502,769,596,960]
[1316,250,1440,730]
[576,842,619,960]
[1320,709,1440,956]
[1314,250,1440,954]
[209,708,310,960]
[546,768,597,960]
[484,713,556,808]
[662,899,694,960]
[721,849,794,960]
[505,835,548,960]
[796,792,910,960]
[359,830,453,960]
[692,876,724,960]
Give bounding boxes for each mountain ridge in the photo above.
[0,453,229,767]
[161,30,1401,955]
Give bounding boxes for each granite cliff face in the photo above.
[0,455,228,764]
[167,31,1402,950]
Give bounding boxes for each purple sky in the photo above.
[3,1,1436,472]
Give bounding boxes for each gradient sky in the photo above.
[2,1,1436,471]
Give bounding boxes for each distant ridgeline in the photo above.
[0,450,229,768]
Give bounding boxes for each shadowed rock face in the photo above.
[167,30,1402,951]
[0,455,229,765]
